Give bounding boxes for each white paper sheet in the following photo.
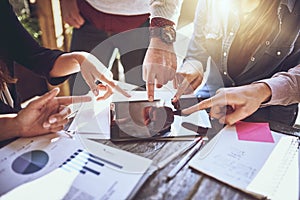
[68,95,111,139]
[0,133,152,200]
[189,125,299,199]
[0,132,82,196]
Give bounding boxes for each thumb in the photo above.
[224,108,246,125]
[28,88,60,109]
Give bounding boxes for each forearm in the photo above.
[49,51,88,77]
[181,82,272,125]
[0,114,21,141]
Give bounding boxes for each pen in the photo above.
[166,136,208,181]
[157,137,202,169]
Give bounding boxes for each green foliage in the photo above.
[18,13,42,45]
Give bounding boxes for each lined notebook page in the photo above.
[189,122,299,199]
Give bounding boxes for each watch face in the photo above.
[161,26,176,44]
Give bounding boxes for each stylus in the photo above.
[156,137,202,169]
[166,136,208,181]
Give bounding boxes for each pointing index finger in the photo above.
[181,98,213,115]
[146,73,155,101]
[113,84,131,98]
[57,95,92,105]
[147,83,154,101]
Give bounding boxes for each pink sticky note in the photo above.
[235,121,274,143]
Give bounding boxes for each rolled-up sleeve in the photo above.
[259,65,300,106]
[149,0,184,26]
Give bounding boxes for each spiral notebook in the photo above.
[189,121,299,200]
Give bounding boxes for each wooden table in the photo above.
[0,114,298,199]
[91,120,300,200]
[1,79,298,199]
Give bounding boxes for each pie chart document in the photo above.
[0,132,153,200]
[11,150,49,175]
[0,132,82,195]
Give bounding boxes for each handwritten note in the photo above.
[189,124,299,199]
[189,125,278,188]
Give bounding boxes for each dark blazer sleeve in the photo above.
[0,0,69,85]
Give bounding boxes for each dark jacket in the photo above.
[0,0,67,114]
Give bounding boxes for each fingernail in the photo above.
[124,91,131,98]
[49,118,57,124]
[172,96,178,102]
[51,87,59,92]
[149,96,153,102]
[93,89,98,96]
[43,123,50,128]
[59,108,68,115]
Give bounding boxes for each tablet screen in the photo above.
[110,97,208,142]
[110,100,176,141]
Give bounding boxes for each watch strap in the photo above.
[149,26,176,44]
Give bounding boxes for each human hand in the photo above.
[60,0,84,28]
[143,38,177,101]
[74,52,131,99]
[95,81,113,101]
[15,88,91,137]
[50,52,131,99]
[181,83,272,125]
[173,61,204,102]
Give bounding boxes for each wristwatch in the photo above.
[150,25,176,44]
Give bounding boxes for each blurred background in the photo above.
[9,0,197,102]
[9,0,300,126]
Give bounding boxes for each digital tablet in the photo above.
[110,97,207,142]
